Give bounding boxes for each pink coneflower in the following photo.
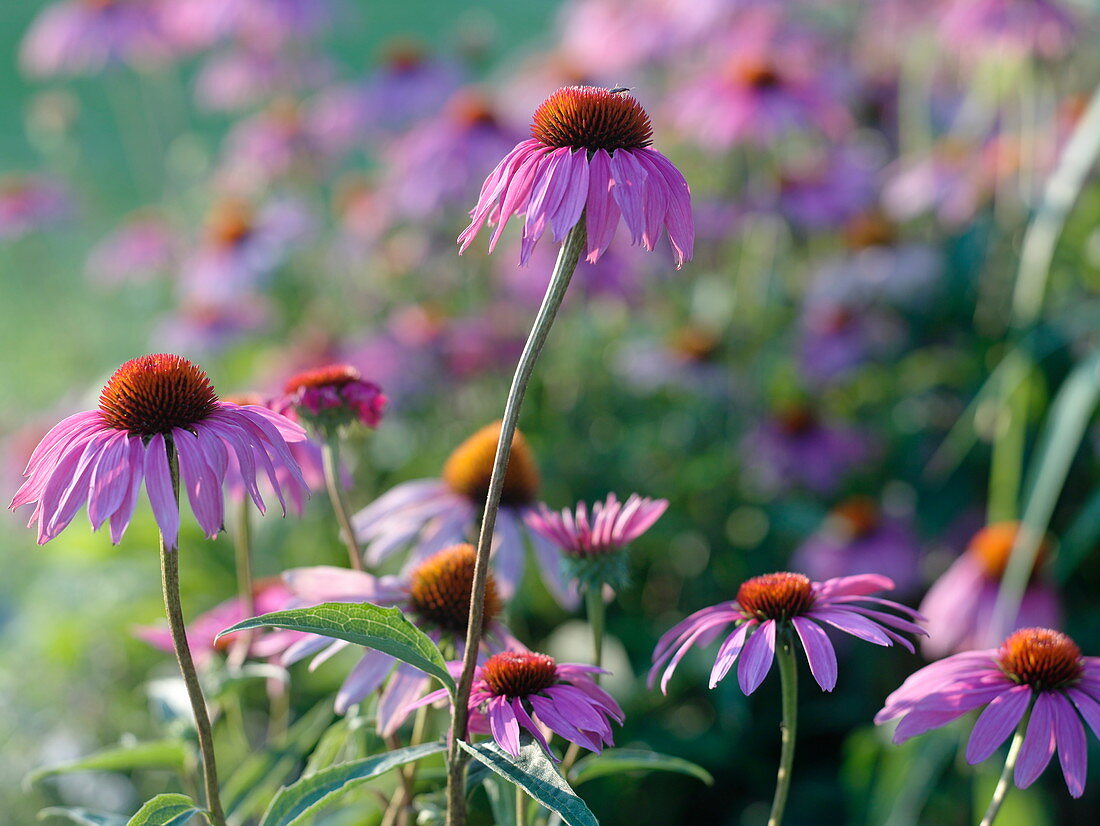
[0,175,71,241]
[276,364,387,435]
[458,85,693,268]
[792,497,923,595]
[650,572,925,694]
[219,100,331,191]
[194,45,332,112]
[920,522,1060,659]
[413,651,624,759]
[161,0,330,53]
[742,405,874,495]
[526,493,667,590]
[136,577,298,667]
[20,0,175,77]
[876,628,1100,800]
[10,354,308,548]
[86,213,178,286]
[352,421,575,605]
[271,544,518,733]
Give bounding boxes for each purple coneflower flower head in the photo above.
[276,364,387,437]
[352,421,576,606]
[920,522,1060,659]
[415,650,624,759]
[86,213,177,286]
[525,493,667,590]
[136,577,297,667]
[650,572,925,694]
[876,628,1100,797]
[743,405,874,495]
[458,85,693,268]
[0,175,71,241]
[792,497,922,595]
[274,544,516,732]
[10,354,308,548]
[20,0,175,77]
[938,0,1077,60]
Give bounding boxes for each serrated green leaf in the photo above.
[459,737,598,826]
[38,808,128,826]
[223,702,334,821]
[125,794,200,826]
[26,740,188,788]
[259,741,446,826]
[568,749,713,787]
[218,603,454,694]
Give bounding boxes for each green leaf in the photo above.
[1056,488,1100,582]
[259,741,446,826]
[459,737,598,826]
[302,718,353,777]
[125,795,201,826]
[568,749,713,787]
[223,702,334,821]
[37,808,128,826]
[26,740,188,788]
[218,602,455,694]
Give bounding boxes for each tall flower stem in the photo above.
[516,783,528,826]
[562,586,607,773]
[767,633,799,826]
[321,436,363,571]
[979,706,1032,826]
[445,222,587,826]
[159,445,226,826]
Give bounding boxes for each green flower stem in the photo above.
[227,498,255,669]
[586,586,605,675]
[445,221,587,826]
[979,705,1033,826]
[767,634,799,826]
[516,782,528,826]
[159,444,226,826]
[321,436,364,571]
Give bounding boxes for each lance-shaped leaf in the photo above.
[218,603,454,694]
[569,749,713,787]
[26,740,188,788]
[38,809,128,826]
[125,794,201,826]
[459,737,598,826]
[259,741,446,826]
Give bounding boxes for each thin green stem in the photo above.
[445,222,587,826]
[515,782,528,826]
[159,444,226,826]
[767,635,799,826]
[321,437,363,571]
[979,705,1032,826]
[585,586,605,675]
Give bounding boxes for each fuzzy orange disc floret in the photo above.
[99,354,219,436]
[737,572,815,621]
[442,421,540,506]
[408,544,501,634]
[531,86,653,152]
[483,651,559,698]
[998,628,1082,690]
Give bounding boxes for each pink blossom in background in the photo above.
[219,100,333,191]
[776,145,881,231]
[920,522,1061,659]
[20,0,176,77]
[0,176,72,240]
[154,298,273,356]
[938,0,1078,60]
[194,46,333,112]
[161,0,330,53]
[86,214,178,286]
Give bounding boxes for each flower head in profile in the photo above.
[277,364,387,437]
[525,493,667,590]
[352,421,576,606]
[414,651,624,759]
[10,354,307,548]
[269,544,518,734]
[459,85,693,268]
[650,573,925,694]
[920,522,1060,658]
[876,628,1100,797]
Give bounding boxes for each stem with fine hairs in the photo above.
[979,704,1033,826]
[767,633,799,826]
[321,437,364,571]
[444,221,586,826]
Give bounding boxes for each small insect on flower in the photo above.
[650,573,925,694]
[877,628,1100,798]
[10,354,308,548]
[458,84,693,267]
[409,650,624,759]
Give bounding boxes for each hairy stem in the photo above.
[445,222,587,826]
[767,635,798,826]
[979,705,1032,826]
[322,437,363,571]
[159,445,226,826]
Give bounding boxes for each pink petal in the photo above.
[792,617,838,692]
[1015,692,1057,789]
[1051,692,1087,797]
[737,619,777,695]
[965,685,1031,764]
[144,434,180,548]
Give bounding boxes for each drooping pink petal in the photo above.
[584,149,620,263]
[174,429,224,539]
[488,695,521,757]
[792,617,838,691]
[548,149,590,242]
[87,430,133,530]
[334,650,395,714]
[1051,692,1087,797]
[1015,692,1057,789]
[708,623,750,688]
[737,619,777,695]
[109,436,146,543]
[144,433,180,547]
[609,150,648,245]
[807,608,893,646]
[965,685,1031,764]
